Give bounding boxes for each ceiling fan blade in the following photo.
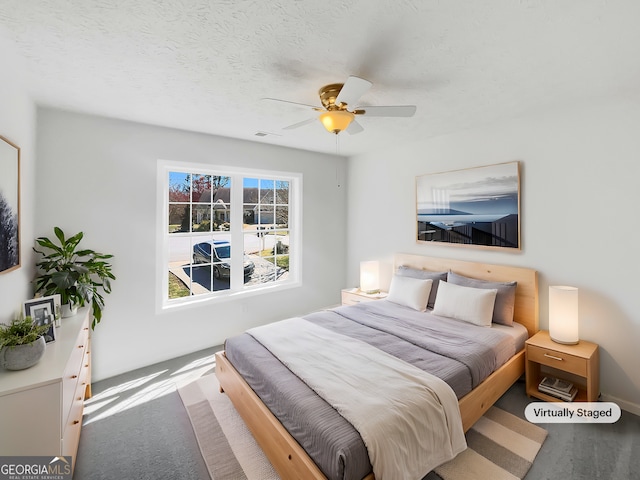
[346,120,364,135]
[282,117,317,130]
[262,97,319,110]
[356,105,417,117]
[335,76,372,108]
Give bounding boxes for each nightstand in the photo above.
[525,330,599,402]
[341,288,388,306]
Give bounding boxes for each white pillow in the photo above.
[432,281,498,327]
[386,276,433,312]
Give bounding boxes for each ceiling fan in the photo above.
[264,76,417,135]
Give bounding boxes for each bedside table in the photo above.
[525,330,599,402]
[341,288,388,306]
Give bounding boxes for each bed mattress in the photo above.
[224,300,527,480]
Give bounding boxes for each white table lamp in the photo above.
[549,285,579,344]
[360,261,380,294]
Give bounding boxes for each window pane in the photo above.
[275,254,289,275]
[168,235,194,298]
[168,270,190,299]
[169,172,190,202]
[258,179,274,205]
[276,181,289,204]
[273,235,289,256]
[169,204,190,233]
[257,257,277,283]
[191,265,215,294]
[275,206,288,227]
[243,205,258,226]
[259,179,275,190]
[192,205,212,232]
[212,176,231,202]
[192,234,232,292]
[169,235,192,266]
[213,202,231,231]
[243,178,259,203]
[258,205,274,225]
[192,174,211,203]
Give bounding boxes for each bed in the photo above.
[215,254,539,480]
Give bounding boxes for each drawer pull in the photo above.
[78,345,84,348]
[73,420,80,425]
[71,375,78,379]
[544,353,564,361]
[77,396,82,401]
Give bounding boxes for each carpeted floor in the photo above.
[178,374,547,480]
[74,346,640,480]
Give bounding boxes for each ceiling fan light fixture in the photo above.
[319,110,354,134]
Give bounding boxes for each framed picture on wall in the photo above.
[24,297,57,343]
[416,161,520,249]
[0,135,20,274]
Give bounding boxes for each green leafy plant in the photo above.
[0,316,51,348]
[33,227,115,329]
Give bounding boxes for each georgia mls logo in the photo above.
[0,455,72,479]
[49,456,71,473]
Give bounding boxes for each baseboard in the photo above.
[600,393,640,417]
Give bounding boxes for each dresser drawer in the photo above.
[61,323,90,425]
[62,388,84,462]
[527,344,587,376]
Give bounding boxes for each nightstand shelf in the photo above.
[525,330,599,402]
[341,288,388,306]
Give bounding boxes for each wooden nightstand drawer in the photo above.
[527,344,587,377]
[341,288,388,306]
[525,330,599,402]
[342,291,373,306]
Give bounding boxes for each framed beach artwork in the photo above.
[416,161,520,249]
[0,135,20,274]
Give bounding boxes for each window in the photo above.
[159,162,301,309]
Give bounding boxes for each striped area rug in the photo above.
[435,406,548,480]
[178,374,279,480]
[178,374,546,480]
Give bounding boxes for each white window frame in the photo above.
[156,160,302,312]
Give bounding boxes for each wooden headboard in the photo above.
[393,254,539,337]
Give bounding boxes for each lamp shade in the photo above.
[360,261,380,294]
[319,110,354,134]
[549,285,579,344]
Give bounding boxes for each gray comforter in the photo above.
[224,301,515,480]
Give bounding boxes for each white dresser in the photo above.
[0,308,91,468]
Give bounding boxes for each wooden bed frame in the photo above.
[215,254,539,480]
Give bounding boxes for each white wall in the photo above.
[0,36,36,323]
[35,109,347,381]
[347,95,640,413]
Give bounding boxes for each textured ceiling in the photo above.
[1,1,639,156]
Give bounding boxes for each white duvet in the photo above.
[248,318,467,480]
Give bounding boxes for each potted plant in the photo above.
[33,227,115,329]
[0,317,51,370]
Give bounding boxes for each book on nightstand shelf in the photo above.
[538,376,578,402]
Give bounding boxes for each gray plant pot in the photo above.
[0,336,46,370]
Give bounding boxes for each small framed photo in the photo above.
[23,296,57,343]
